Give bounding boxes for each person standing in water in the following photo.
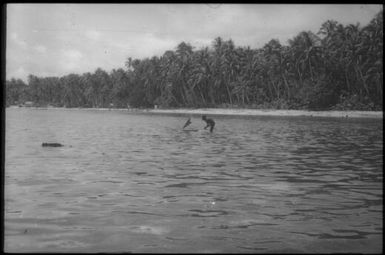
[202,115,215,132]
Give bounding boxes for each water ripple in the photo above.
[4,108,383,253]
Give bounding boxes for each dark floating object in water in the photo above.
[183,129,199,132]
[42,142,63,147]
[183,117,192,129]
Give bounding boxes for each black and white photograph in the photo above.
[4,3,383,253]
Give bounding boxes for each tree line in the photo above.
[6,11,383,110]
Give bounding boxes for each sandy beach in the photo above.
[146,108,383,119]
[8,106,383,118]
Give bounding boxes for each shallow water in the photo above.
[4,108,383,253]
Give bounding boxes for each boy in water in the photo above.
[202,115,215,132]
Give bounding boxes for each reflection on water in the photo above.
[5,108,383,253]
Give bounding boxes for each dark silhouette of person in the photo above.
[202,115,215,132]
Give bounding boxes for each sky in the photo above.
[6,4,382,82]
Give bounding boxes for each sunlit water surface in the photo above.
[4,108,383,253]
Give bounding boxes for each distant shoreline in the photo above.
[7,106,383,119]
[148,108,383,119]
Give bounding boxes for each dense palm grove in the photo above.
[6,11,383,110]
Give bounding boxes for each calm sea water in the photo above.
[4,108,383,253]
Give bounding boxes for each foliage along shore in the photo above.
[6,11,383,112]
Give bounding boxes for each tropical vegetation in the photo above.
[6,11,383,110]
